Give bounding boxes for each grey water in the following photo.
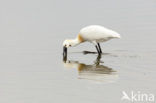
[0,0,156,103]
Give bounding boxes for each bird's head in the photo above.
[63,38,81,57]
[63,39,74,58]
[63,39,74,48]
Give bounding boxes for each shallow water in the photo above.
[0,0,156,103]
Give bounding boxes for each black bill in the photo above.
[63,46,67,57]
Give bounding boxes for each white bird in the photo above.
[63,25,121,56]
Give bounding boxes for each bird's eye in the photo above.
[69,45,71,47]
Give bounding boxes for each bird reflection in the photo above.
[63,54,118,83]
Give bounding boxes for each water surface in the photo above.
[0,0,156,103]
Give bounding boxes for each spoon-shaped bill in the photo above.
[63,46,67,57]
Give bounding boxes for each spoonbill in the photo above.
[63,25,121,56]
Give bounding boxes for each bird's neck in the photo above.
[71,38,82,47]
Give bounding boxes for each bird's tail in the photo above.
[114,33,121,39]
[116,35,121,39]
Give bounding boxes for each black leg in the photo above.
[95,45,100,55]
[97,43,102,53]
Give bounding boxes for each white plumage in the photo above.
[79,25,120,43]
[63,25,121,56]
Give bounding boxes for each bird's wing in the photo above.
[80,25,120,41]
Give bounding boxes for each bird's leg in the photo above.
[95,45,101,55]
[97,43,102,53]
[93,41,101,55]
